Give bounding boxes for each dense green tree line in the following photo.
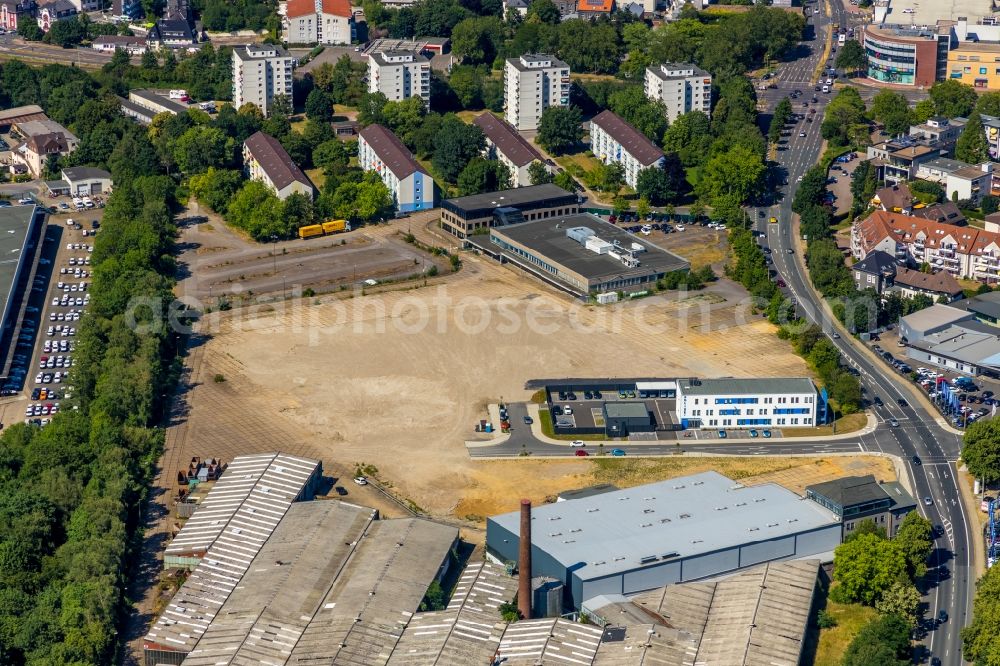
[0,60,182,666]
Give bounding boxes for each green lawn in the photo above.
[813,598,877,666]
[555,152,602,177]
[305,168,326,191]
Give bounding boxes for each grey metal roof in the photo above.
[388,562,518,665]
[964,291,1000,320]
[61,166,111,182]
[880,481,917,511]
[286,518,458,665]
[852,250,896,277]
[806,475,890,509]
[183,501,378,666]
[609,559,820,666]
[0,205,37,343]
[495,618,604,665]
[491,213,688,285]
[900,304,974,334]
[677,377,816,397]
[488,472,839,582]
[909,323,1000,368]
[129,89,189,115]
[558,483,619,502]
[443,183,577,219]
[147,453,322,654]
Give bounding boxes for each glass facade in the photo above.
[865,37,917,85]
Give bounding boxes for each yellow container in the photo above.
[298,224,324,239]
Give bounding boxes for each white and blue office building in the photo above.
[676,377,824,429]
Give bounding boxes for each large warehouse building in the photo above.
[486,471,841,610]
[0,204,46,386]
[485,214,689,296]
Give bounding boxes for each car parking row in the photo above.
[21,231,91,427]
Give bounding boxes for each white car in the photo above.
[675,224,686,231]
[571,440,586,447]
[563,405,573,415]
[353,476,368,485]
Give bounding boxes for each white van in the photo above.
[822,84,830,93]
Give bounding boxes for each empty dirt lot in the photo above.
[177,247,815,516]
[176,204,441,301]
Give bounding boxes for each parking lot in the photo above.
[544,382,679,440]
[3,199,101,428]
[868,331,998,428]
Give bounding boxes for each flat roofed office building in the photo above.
[806,474,917,539]
[440,183,579,238]
[487,213,688,296]
[676,377,821,429]
[486,471,841,609]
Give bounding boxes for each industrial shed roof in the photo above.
[488,472,838,581]
[145,453,321,654]
[388,561,518,665]
[182,501,378,666]
[286,518,458,665]
[164,452,321,559]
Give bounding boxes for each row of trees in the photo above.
[17,12,128,47]
[830,514,935,665]
[0,57,183,664]
[363,1,802,78]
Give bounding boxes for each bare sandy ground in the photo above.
[194,255,810,514]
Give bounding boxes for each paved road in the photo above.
[476,2,971,662]
[760,3,973,662]
[0,34,113,68]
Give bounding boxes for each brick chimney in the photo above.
[518,499,532,620]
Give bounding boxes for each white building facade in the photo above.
[358,124,436,213]
[676,378,821,430]
[644,62,712,123]
[367,50,430,104]
[473,112,545,188]
[282,0,354,45]
[589,110,665,188]
[504,54,570,131]
[232,44,294,117]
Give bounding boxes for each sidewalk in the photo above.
[522,402,877,447]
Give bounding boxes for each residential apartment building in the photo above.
[852,210,1000,284]
[0,0,35,31]
[806,475,916,539]
[232,44,294,117]
[675,377,822,430]
[503,54,570,131]
[357,124,436,213]
[866,138,941,183]
[644,62,712,123]
[243,131,314,201]
[851,249,963,302]
[871,183,913,214]
[588,110,664,189]
[111,0,142,19]
[10,118,78,177]
[367,50,430,104]
[283,0,354,45]
[576,0,613,17]
[916,157,993,204]
[473,112,545,188]
[909,116,965,150]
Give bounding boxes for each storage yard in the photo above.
[175,205,444,301]
[177,248,816,515]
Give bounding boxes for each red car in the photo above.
[574,449,589,457]
[777,279,787,288]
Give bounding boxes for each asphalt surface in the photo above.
[473,1,971,662]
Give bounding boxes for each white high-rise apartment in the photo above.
[232,44,295,117]
[644,63,712,123]
[504,54,571,131]
[367,50,431,104]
